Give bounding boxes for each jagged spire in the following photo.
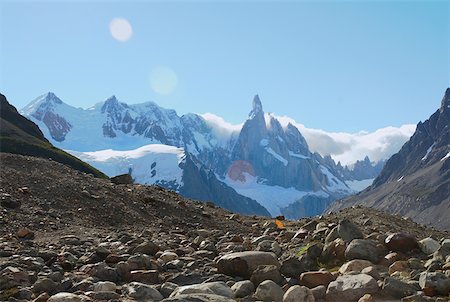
[440,88,450,113]
[101,95,120,113]
[249,94,264,119]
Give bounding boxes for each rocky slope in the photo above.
[20,92,384,218]
[0,94,106,178]
[1,153,450,302]
[329,88,450,231]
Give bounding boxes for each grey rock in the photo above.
[382,277,417,298]
[231,280,254,298]
[254,280,284,302]
[90,291,120,300]
[93,281,116,292]
[283,285,315,302]
[32,277,59,294]
[337,219,364,243]
[418,237,441,255]
[250,264,283,286]
[124,281,163,301]
[280,256,307,278]
[47,293,84,302]
[311,285,326,300]
[161,282,179,298]
[325,273,379,301]
[133,241,160,256]
[216,251,280,278]
[345,239,384,264]
[170,281,234,298]
[162,293,235,302]
[419,272,450,296]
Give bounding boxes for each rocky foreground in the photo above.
[1,153,450,302]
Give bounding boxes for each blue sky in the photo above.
[0,0,449,132]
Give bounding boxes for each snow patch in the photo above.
[345,178,374,193]
[441,151,450,162]
[422,143,435,161]
[70,144,185,190]
[289,151,310,159]
[319,165,349,193]
[266,147,288,166]
[260,139,269,147]
[224,173,329,216]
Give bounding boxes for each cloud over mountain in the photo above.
[202,112,416,166]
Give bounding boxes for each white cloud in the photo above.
[109,18,133,42]
[201,113,242,143]
[200,112,244,140]
[199,113,416,166]
[275,115,416,165]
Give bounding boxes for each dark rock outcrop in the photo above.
[329,88,450,230]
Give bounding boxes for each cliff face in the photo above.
[329,88,450,230]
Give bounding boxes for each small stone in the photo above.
[418,237,441,255]
[358,294,375,302]
[389,260,410,275]
[133,241,160,256]
[32,292,50,302]
[361,266,380,280]
[93,281,116,292]
[216,251,280,278]
[17,228,34,239]
[345,239,384,264]
[89,291,120,300]
[255,280,284,302]
[336,219,364,243]
[385,233,418,253]
[326,274,379,301]
[300,271,335,288]
[419,272,450,296]
[161,282,179,298]
[124,281,163,301]
[283,285,315,302]
[47,293,83,302]
[231,280,254,298]
[129,270,159,284]
[382,277,417,298]
[311,285,326,300]
[250,264,282,286]
[32,277,58,294]
[281,257,306,278]
[339,259,374,274]
[170,282,234,298]
[159,251,178,263]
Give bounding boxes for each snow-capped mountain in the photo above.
[70,144,270,216]
[21,92,384,218]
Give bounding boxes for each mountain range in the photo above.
[19,92,391,218]
[329,88,450,230]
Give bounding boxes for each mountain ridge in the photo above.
[328,88,450,230]
[20,92,397,218]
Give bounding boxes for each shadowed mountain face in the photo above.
[329,88,450,230]
[0,94,107,178]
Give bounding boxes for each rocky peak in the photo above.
[440,87,450,114]
[43,92,63,105]
[101,95,122,114]
[249,94,263,119]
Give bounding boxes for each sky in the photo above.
[0,0,449,133]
